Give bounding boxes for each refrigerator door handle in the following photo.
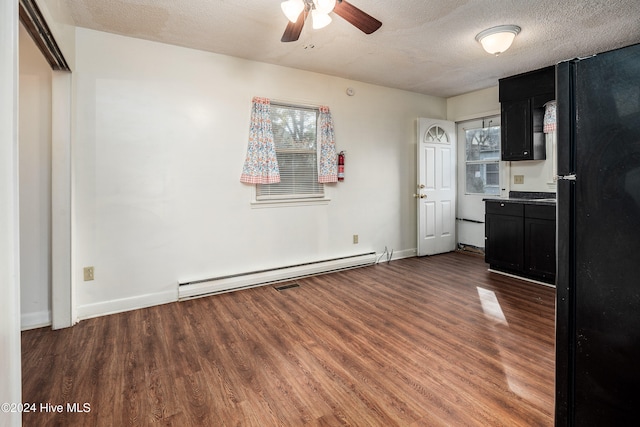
[556,173,577,181]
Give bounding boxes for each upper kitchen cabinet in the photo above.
[499,66,555,161]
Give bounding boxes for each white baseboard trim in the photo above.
[179,252,378,300]
[76,289,178,321]
[75,249,417,320]
[21,310,52,331]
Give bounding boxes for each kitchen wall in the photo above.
[509,140,557,192]
[72,28,446,319]
[447,86,557,249]
[448,85,557,193]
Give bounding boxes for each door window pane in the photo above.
[465,126,501,195]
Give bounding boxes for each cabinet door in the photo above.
[501,99,531,160]
[525,217,556,281]
[485,213,524,271]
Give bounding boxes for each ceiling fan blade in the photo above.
[281,9,307,42]
[333,0,382,35]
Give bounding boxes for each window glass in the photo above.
[465,126,501,195]
[256,104,324,200]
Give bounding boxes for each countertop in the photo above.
[483,191,556,206]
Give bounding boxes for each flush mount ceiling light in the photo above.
[475,25,521,55]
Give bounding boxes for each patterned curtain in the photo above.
[318,106,338,183]
[543,101,557,133]
[240,97,280,184]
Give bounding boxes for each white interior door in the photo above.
[416,118,456,256]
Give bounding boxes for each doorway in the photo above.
[455,116,508,250]
[19,2,73,330]
[416,118,456,256]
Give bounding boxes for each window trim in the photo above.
[250,185,331,209]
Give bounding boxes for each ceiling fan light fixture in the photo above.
[475,25,521,55]
[281,0,305,23]
[280,0,381,43]
[314,0,336,14]
[312,9,332,29]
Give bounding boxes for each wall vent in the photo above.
[274,283,300,291]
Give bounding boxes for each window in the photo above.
[465,124,501,195]
[256,103,324,201]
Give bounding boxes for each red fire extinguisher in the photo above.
[338,151,345,181]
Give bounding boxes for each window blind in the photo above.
[256,103,324,200]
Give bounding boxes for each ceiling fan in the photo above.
[281,0,382,43]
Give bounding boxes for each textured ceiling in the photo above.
[62,0,640,98]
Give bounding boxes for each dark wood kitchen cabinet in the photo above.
[485,201,524,272]
[485,200,556,284]
[499,66,555,161]
[524,204,556,281]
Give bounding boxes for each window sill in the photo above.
[251,198,331,209]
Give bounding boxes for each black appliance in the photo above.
[555,43,640,426]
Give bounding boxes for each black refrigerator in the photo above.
[555,43,640,426]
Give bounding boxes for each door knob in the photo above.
[413,193,427,199]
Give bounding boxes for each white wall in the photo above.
[72,28,446,319]
[509,142,557,192]
[0,0,22,424]
[19,24,53,329]
[447,86,500,122]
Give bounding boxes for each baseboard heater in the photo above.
[178,252,377,301]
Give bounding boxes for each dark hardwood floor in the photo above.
[22,252,556,426]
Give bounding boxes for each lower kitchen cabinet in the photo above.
[485,202,524,272]
[485,200,556,284]
[524,204,556,281]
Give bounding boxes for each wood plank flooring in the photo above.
[22,252,556,426]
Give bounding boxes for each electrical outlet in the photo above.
[514,175,525,184]
[353,234,359,244]
[83,266,94,281]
